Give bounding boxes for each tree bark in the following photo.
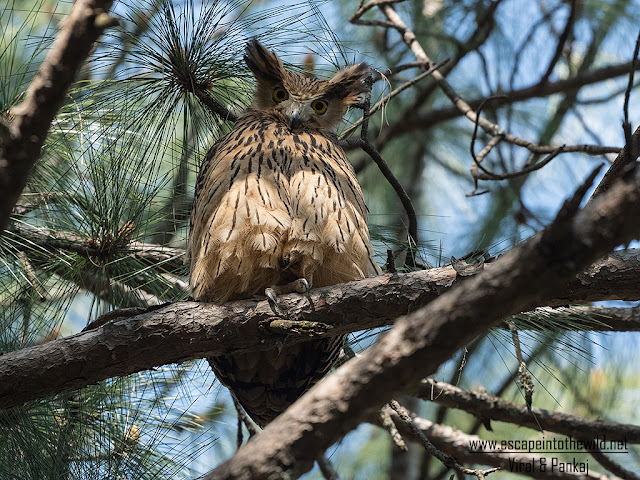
[1,247,639,410]
[417,379,640,444]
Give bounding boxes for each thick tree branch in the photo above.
[417,379,640,444]
[1,248,640,410]
[0,0,116,233]
[206,160,640,478]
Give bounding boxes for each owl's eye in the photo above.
[311,99,328,115]
[272,87,289,103]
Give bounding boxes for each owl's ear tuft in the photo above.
[244,39,285,84]
[325,63,370,105]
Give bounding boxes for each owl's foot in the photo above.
[265,278,310,312]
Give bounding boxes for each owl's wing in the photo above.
[188,119,293,302]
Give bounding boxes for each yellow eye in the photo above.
[272,87,289,103]
[311,99,328,115]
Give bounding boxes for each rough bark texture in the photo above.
[1,249,640,410]
[417,379,640,444]
[206,165,640,479]
[0,0,115,233]
[0,249,636,410]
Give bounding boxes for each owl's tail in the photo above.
[208,335,345,427]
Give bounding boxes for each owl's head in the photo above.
[244,40,369,131]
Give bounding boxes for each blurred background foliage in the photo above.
[1,0,639,478]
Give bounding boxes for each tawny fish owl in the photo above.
[188,40,379,426]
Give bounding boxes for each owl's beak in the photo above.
[288,111,302,129]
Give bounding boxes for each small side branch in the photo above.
[342,138,418,251]
[349,0,406,22]
[388,400,500,479]
[416,379,640,444]
[590,33,640,201]
[391,415,620,480]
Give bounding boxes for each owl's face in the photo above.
[244,40,369,132]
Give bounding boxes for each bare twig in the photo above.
[622,29,640,162]
[388,400,500,479]
[539,0,577,85]
[342,138,418,253]
[349,0,406,22]
[469,96,507,164]
[340,58,449,140]
[232,396,258,449]
[588,447,640,480]
[340,73,419,265]
[509,3,563,90]
[471,146,566,182]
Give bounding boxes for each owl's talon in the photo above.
[265,278,310,312]
[265,287,279,312]
[293,278,309,294]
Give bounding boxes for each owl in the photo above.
[188,40,380,427]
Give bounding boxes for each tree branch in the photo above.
[388,399,500,479]
[590,125,640,200]
[1,248,640,410]
[0,0,117,233]
[390,414,619,480]
[417,379,640,444]
[374,2,620,167]
[375,60,640,150]
[206,160,640,478]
